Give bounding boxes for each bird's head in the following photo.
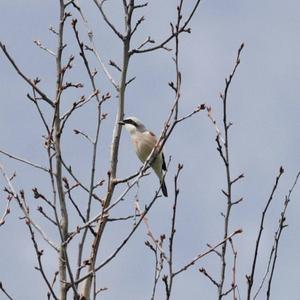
[119,116,147,135]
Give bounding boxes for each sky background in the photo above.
[0,0,300,299]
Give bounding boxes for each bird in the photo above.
[119,116,168,197]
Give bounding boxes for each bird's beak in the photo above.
[118,120,125,125]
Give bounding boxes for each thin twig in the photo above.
[0,164,59,252]
[60,90,99,132]
[0,41,54,107]
[72,5,120,90]
[75,189,162,286]
[135,197,165,254]
[0,165,59,299]
[229,239,238,300]
[0,190,12,226]
[266,171,300,299]
[33,40,56,56]
[0,282,14,300]
[149,235,165,300]
[130,0,202,55]
[173,229,242,277]
[207,106,225,144]
[61,158,102,202]
[37,206,58,226]
[163,163,183,299]
[28,88,51,135]
[92,0,124,40]
[199,268,219,288]
[0,149,50,173]
[217,43,244,300]
[246,166,284,300]
[28,222,59,300]
[253,171,300,300]
[107,214,140,222]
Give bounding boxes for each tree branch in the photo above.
[246,166,284,300]
[0,42,54,107]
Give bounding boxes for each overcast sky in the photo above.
[0,1,300,299]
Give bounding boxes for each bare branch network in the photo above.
[0,1,299,300]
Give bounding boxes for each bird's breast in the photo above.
[131,131,157,163]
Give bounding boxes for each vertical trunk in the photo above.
[80,38,130,300]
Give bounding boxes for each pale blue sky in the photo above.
[0,1,299,299]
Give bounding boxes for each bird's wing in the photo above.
[147,131,166,170]
[162,152,167,171]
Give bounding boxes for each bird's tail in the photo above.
[161,178,168,197]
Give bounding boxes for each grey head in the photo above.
[119,116,147,134]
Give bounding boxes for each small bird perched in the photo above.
[119,116,168,197]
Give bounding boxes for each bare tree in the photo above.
[0,1,299,300]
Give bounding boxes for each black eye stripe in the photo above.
[124,119,138,127]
